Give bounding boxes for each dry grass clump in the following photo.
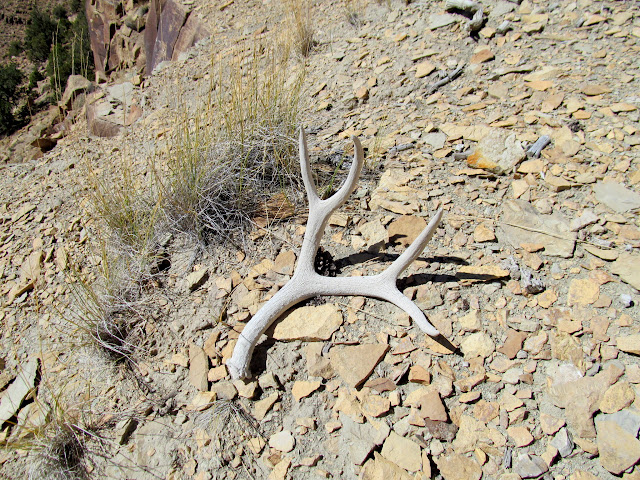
[344,0,365,26]
[28,421,92,480]
[3,391,105,480]
[193,398,263,476]
[159,41,305,245]
[284,0,316,57]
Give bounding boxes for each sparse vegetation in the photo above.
[158,41,305,244]
[284,0,316,57]
[344,0,364,27]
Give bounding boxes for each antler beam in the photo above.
[227,129,443,379]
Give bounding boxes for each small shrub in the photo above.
[8,40,24,57]
[28,67,45,91]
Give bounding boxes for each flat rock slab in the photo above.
[428,13,457,30]
[437,453,482,480]
[340,414,390,465]
[0,358,39,425]
[330,343,389,388]
[380,431,422,472]
[596,418,640,474]
[610,253,640,290]
[500,200,576,258]
[593,182,640,213]
[271,304,343,341]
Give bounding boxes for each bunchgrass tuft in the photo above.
[284,0,316,57]
[159,40,305,245]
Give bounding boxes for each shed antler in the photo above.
[227,129,444,379]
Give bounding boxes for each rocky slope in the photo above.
[1,0,640,479]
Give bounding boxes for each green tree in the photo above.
[0,63,24,134]
[24,7,57,63]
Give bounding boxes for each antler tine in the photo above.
[383,208,443,280]
[299,129,319,206]
[322,136,364,212]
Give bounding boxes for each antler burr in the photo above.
[227,129,443,379]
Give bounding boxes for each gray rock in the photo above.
[0,358,39,425]
[423,132,447,150]
[550,427,574,457]
[428,14,457,30]
[593,182,640,213]
[570,209,599,232]
[598,410,640,437]
[108,82,135,105]
[514,453,549,478]
[340,414,390,465]
[500,200,576,258]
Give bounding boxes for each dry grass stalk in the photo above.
[284,0,315,57]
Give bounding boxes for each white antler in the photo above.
[227,129,443,379]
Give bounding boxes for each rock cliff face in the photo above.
[86,0,207,76]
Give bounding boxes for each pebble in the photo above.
[269,430,295,453]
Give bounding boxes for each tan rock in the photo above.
[473,400,499,423]
[268,458,291,480]
[456,265,510,283]
[507,426,534,447]
[361,452,412,480]
[498,329,527,359]
[596,419,640,474]
[380,431,422,472]
[540,412,565,435]
[420,389,448,422]
[548,364,623,437]
[617,334,640,355]
[233,379,257,399]
[189,344,209,391]
[292,380,322,401]
[458,310,481,332]
[330,343,389,388]
[273,250,296,275]
[387,215,427,247]
[415,61,435,78]
[408,365,431,385]
[254,392,279,421]
[567,278,600,306]
[453,415,484,453]
[460,332,495,359]
[470,47,494,64]
[272,304,342,341]
[581,84,612,96]
[437,453,482,480]
[600,381,635,413]
[473,223,496,242]
[610,253,640,290]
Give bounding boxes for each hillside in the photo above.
[1,0,640,479]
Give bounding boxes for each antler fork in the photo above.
[227,129,443,379]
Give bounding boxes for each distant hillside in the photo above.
[0,0,65,59]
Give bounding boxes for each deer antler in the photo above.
[227,129,444,379]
